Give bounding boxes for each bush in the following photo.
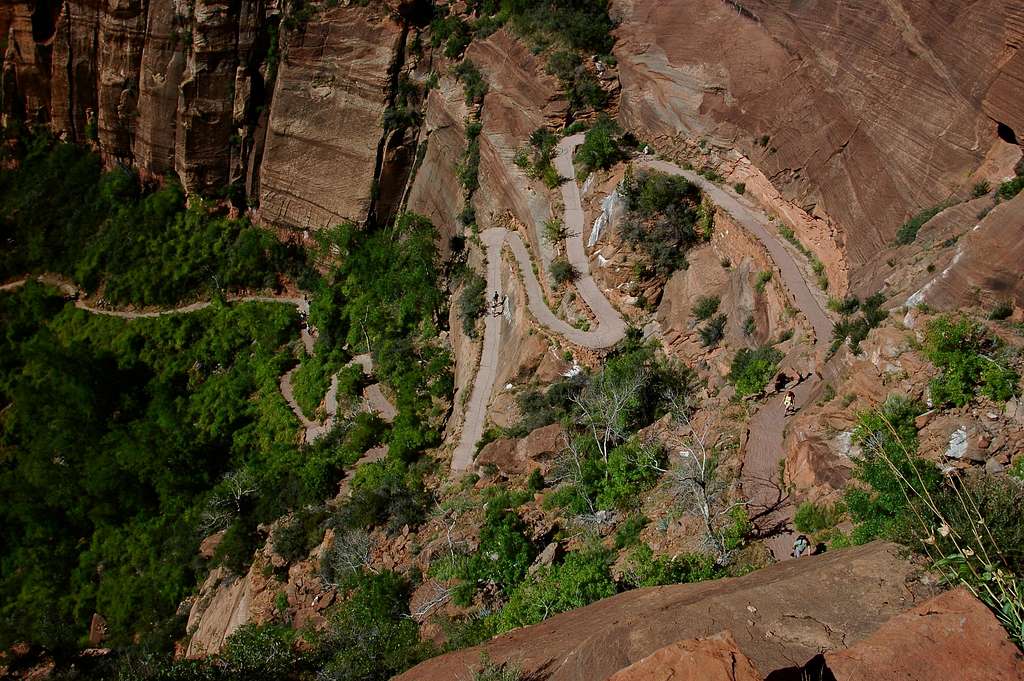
[272,508,327,564]
[844,394,938,543]
[575,114,623,177]
[698,313,727,348]
[923,315,1020,406]
[549,257,578,285]
[998,175,1024,200]
[733,182,746,195]
[458,270,488,338]
[451,498,536,605]
[497,547,616,632]
[622,544,719,588]
[973,180,991,198]
[989,301,1013,321]
[542,217,567,245]
[620,168,711,275]
[894,202,948,245]
[614,514,649,549]
[337,458,433,534]
[754,271,772,293]
[453,59,489,105]
[793,501,845,534]
[728,346,783,397]
[831,292,887,354]
[692,295,720,321]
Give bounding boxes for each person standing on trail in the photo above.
[783,391,796,415]
[792,534,811,558]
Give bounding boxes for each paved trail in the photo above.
[1,275,394,444]
[450,137,629,471]
[638,156,833,560]
[451,141,833,563]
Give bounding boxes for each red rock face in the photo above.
[824,587,1024,680]
[395,542,927,681]
[613,0,1023,283]
[257,4,403,230]
[607,631,762,681]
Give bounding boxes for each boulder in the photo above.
[823,587,1024,681]
[475,437,519,474]
[607,631,761,681]
[521,423,564,461]
[784,434,851,499]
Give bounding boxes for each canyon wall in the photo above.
[1,0,419,230]
[613,0,1024,288]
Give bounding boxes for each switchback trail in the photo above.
[1,275,395,444]
[450,136,629,472]
[452,139,833,564]
[636,155,833,560]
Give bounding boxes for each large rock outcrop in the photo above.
[823,587,1024,681]
[395,542,926,681]
[613,0,1024,289]
[257,4,404,230]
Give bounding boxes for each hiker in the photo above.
[783,391,796,415]
[493,291,500,305]
[791,534,811,558]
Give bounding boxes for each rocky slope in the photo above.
[396,542,930,680]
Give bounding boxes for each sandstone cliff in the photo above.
[613,0,1024,291]
[395,542,929,681]
[2,0,423,231]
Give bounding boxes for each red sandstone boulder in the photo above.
[607,631,761,681]
[824,587,1024,680]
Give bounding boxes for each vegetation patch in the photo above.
[922,315,1020,406]
[728,346,783,397]
[620,167,713,276]
[830,292,887,354]
[893,202,950,245]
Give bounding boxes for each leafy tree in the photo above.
[727,346,783,396]
[575,114,623,177]
[497,547,616,631]
[923,315,1020,406]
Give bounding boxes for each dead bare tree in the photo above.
[320,528,376,586]
[570,364,649,466]
[665,399,746,565]
[198,469,259,533]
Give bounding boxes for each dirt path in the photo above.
[634,155,833,560]
[2,276,395,445]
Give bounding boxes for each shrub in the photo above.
[989,301,1013,321]
[526,468,545,492]
[894,202,948,245]
[542,217,567,245]
[973,180,991,198]
[698,313,727,348]
[337,459,433,534]
[728,346,783,396]
[575,114,623,177]
[458,270,488,338]
[620,168,710,275]
[998,175,1024,200]
[793,501,845,534]
[549,257,578,285]
[831,292,887,354]
[743,315,756,336]
[498,547,616,632]
[453,59,488,105]
[754,271,772,293]
[692,295,720,321]
[923,315,1020,406]
[614,514,649,549]
[622,544,719,588]
[452,500,536,605]
[470,654,522,681]
[733,182,746,195]
[272,508,327,564]
[828,295,860,315]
